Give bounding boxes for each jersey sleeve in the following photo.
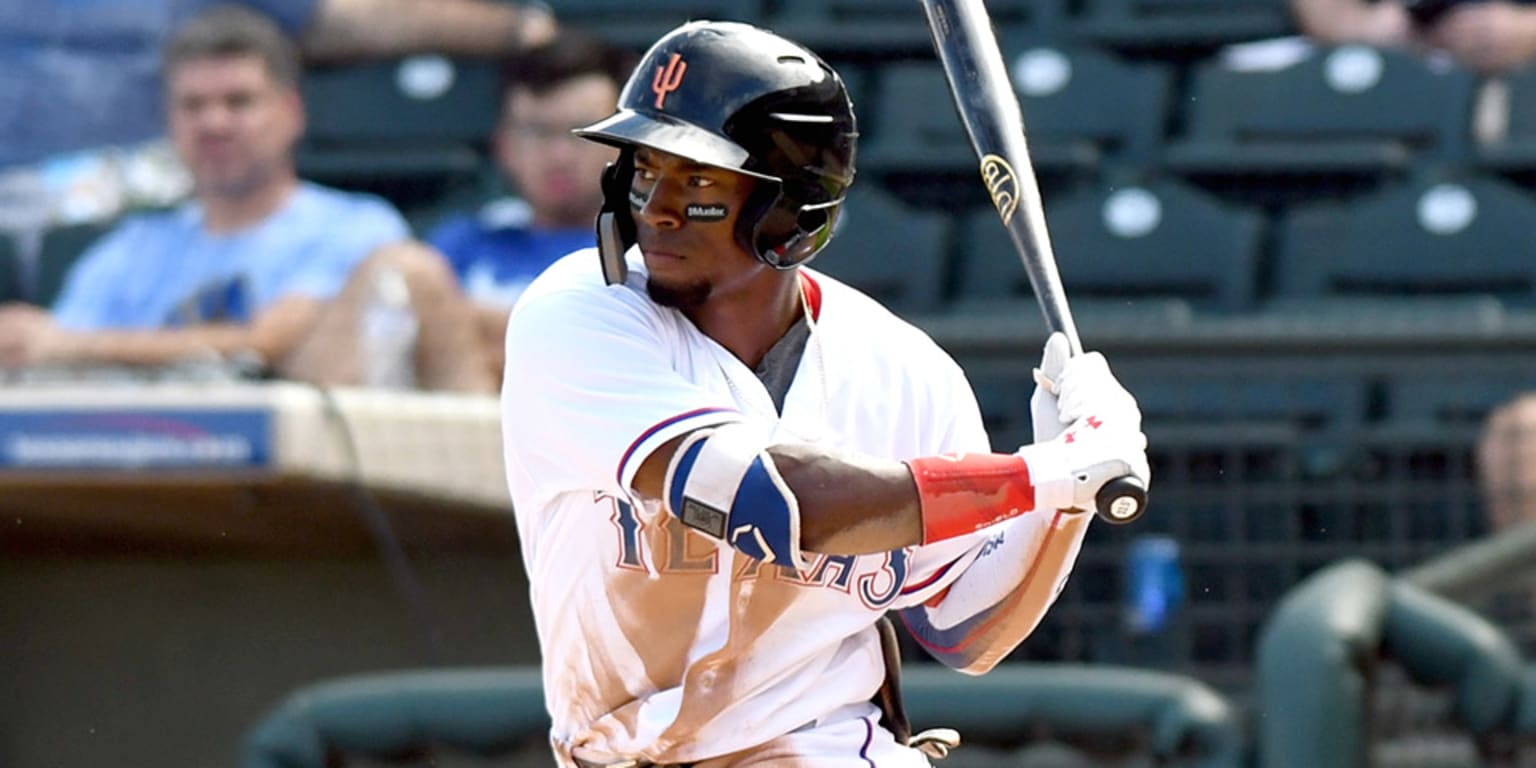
[887,346,1092,674]
[889,348,994,608]
[500,283,741,500]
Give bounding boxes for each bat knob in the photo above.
[1095,476,1148,524]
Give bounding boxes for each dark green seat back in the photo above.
[812,183,950,316]
[957,176,1264,311]
[1275,172,1536,302]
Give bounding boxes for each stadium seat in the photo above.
[558,0,761,48]
[1258,559,1526,768]
[242,663,1242,768]
[998,34,1173,169]
[901,664,1244,768]
[243,667,548,768]
[954,175,1265,312]
[1072,0,1296,53]
[970,361,1366,479]
[967,368,1034,449]
[1165,45,1476,195]
[1273,171,1536,304]
[770,0,1060,59]
[302,58,500,145]
[1123,366,1368,435]
[297,57,502,209]
[1475,66,1536,174]
[861,42,1173,185]
[811,182,950,316]
[0,233,21,304]
[1384,368,1536,429]
[36,221,112,308]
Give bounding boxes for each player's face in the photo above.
[630,146,760,311]
[498,74,620,228]
[168,55,303,200]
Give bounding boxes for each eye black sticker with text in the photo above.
[685,203,728,221]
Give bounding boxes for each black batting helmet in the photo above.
[575,20,858,270]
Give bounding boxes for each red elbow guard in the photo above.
[907,452,1037,544]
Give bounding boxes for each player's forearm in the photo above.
[900,511,1091,674]
[769,442,925,554]
[50,324,269,367]
[49,297,319,369]
[636,433,1096,558]
[302,0,552,60]
[632,433,926,556]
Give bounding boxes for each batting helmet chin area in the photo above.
[575,20,858,270]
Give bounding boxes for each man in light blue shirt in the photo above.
[52,184,405,331]
[0,5,410,375]
[0,0,556,170]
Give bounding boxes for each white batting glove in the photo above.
[1019,347,1150,512]
[1055,350,1141,432]
[1030,331,1071,443]
[1017,416,1149,512]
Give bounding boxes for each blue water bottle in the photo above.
[1124,535,1185,635]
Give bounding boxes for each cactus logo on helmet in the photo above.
[650,52,687,109]
[576,21,858,277]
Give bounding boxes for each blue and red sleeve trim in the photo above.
[615,407,737,488]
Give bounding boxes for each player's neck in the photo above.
[693,270,804,370]
[200,171,299,233]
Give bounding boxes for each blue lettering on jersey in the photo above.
[663,516,718,573]
[607,494,717,573]
[978,531,1005,558]
[604,494,912,607]
[806,554,858,591]
[609,495,646,571]
[857,549,911,609]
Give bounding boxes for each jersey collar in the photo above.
[798,271,822,322]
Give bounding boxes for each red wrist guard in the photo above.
[907,452,1037,544]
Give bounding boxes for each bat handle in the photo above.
[1095,475,1148,525]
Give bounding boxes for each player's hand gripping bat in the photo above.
[918,0,1147,524]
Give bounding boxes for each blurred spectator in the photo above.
[1291,0,1536,74]
[279,31,635,394]
[0,3,488,393]
[0,0,556,170]
[1479,394,1536,533]
[264,31,636,395]
[426,29,637,384]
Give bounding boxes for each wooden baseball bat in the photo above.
[918,0,1147,524]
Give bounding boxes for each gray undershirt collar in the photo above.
[753,315,811,415]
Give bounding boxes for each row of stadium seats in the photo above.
[547,0,1296,54]
[9,164,1536,317]
[858,42,1483,207]
[972,358,1533,457]
[241,553,1536,767]
[291,39,1536,217]
[815,168,1536,316]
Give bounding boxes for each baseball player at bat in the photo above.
[500,20,1150,768]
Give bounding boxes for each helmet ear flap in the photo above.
[595,150,639,285]
[743,178,844,270]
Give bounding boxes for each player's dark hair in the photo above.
[163,3,302,89]
[501,29,639,97]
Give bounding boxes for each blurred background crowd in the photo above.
[5,1,1536,767]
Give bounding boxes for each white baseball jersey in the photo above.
[501,248,996,766]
